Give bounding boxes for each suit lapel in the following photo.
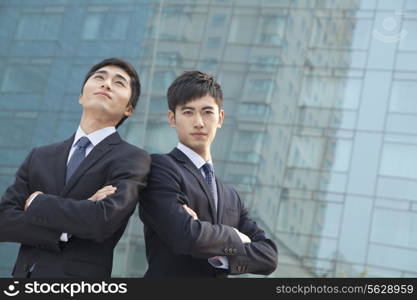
[61,132,121,197]
[215,178,225,224]
[170,148,218,223]
[54,135,74,194]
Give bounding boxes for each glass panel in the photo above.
[377,176,417,201]
[386,114,417,135]
[288,136,326,169]
[371,208,417,248]
[17,13,62,40]
[82,13,102,39]
[228,15,257,44]
[389,80,417,114]
[380,143,417,179]
[1,65,49,93]
[82,12,130,40]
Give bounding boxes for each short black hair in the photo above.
[167,71,223,112]
[81,57,141,128]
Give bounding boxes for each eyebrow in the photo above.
[94,70,129,84]
[181,105,215,111]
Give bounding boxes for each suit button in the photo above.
[224,248,229,254]
[228,248,233,253]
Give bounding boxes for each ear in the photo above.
[168,110,176,128]
[217,109,224,128]
[124,104,133,117]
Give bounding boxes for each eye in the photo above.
[115,81,125,87]
[183,110,193,115]
[204,110,214,115]
[94,75,104,80]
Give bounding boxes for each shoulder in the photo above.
[118,140,150,159]
[149,153,179,170]
[147,153,183,180]
[38,138,68,149]
[150,153,173,164]
[121,140,150,157]
[31,139,68,156]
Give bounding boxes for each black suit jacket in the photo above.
[139,148,277,277]
[0,132,150,277]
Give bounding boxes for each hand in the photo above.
[233,228,251,243]
[88,185,117,201]
[182,204,198,220]
[24,191,43,211]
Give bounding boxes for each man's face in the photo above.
[79,65,133,124]
[168,94,224,156]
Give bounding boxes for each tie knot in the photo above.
[76,136,91,149]
[202,163,214,177]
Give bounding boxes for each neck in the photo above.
[195,146,211,162]
[79,112,115,134]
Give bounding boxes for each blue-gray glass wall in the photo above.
[1,0,417,277]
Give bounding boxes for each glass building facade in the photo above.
[1,0,417,277]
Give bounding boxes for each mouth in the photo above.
[94,92,111,100]
[191,133,207,137]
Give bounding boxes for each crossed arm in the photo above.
[0,148,150,251]
[182,198,277,275]
[0,149,62,251]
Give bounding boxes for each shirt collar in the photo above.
[73,126,116,148]
[177,142,214,171]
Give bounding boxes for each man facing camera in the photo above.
[139,71,277,277]
[0,58,150,277]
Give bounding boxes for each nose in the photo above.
[193,113,204,128]
[100,78,112,90]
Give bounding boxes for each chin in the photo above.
[87,102,110,113]
[190,142,206,153]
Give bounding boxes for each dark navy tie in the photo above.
[66,136,91,183]
[201,163,217,210]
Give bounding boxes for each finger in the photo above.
[102,187,117,194]
[104,190,116,196]
[182,205,192,213]
[97,186,115,193]
[182,205,197,219]
[95,195,105,201]
[104,185,116,190]
[97,190,115,200]
[185,207,196,216]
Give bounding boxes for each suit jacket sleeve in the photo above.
[24,149,151,243]
[227,190,278,276]
[139,155,247,259]
[0,148,63,252]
